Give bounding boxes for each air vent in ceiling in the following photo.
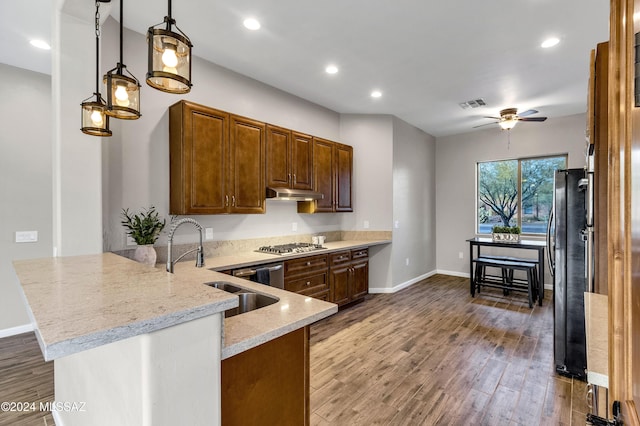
[458,98,486,109]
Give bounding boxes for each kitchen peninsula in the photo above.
[13,252,337,426]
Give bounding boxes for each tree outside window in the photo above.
[477,155,566,234]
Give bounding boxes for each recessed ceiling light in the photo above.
[30,39,51,50]
[371,90,382,98]
[243,18,261,31]
[541,37,560,48]
[325,65,338,74]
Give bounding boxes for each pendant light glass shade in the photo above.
[146,1,192,93]
[104,65,141,119]
[81,95,112,136]
[104,0,141,119]
[81,1,111,137]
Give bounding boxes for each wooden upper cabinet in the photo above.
[229,115,266,214]
[301,137,352,213]
[266,125,291,188]
[169,100,229,215]
[291,132,313,190]
[266,126,313,190]
[334,143,353,212]
[169,101,265,215]
[313,137,335,212]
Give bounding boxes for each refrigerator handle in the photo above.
[546,206,555,277]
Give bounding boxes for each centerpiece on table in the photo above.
[491,225,521,243]
[121,206,166,266]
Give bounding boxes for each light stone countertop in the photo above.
[13,253,239,361]
[14,239,389,362]
[202,239,391,271]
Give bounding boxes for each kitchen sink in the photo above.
[204,281,243,293]
[204,282,279,317]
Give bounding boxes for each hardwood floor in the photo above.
[0,333,54,426]
[309,274,588,425]
[0,274,585,425]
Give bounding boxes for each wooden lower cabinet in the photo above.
[329,248,369,306]
[221,326,310,426]
[284,254,330,301]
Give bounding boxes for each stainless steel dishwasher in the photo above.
[232,263,284,289]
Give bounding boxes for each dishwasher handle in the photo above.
[233,268,257,278]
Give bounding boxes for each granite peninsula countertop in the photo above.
[13,253,239,361]
[13,239,388,362]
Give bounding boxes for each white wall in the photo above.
[392,117,437,287]
[100,18,346,250]
[339,114,394,289]
[435,113,588,279]
[0,64,52,331]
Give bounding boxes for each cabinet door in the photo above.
[291,132,313,190]
[330,265,351,306]
[230,115,266,214]
[266,125,291,188]
[169,101,229,215]
[313,138,334,212]
[334,143,353,212]
[351,260,369,300]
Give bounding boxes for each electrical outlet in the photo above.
[394,220,400,229]
[15,231,38,243]
[205,228,214,240]
[363,220,370,229]
[405,258,410,266]
[459,251,464,259]
[292,222,298,232]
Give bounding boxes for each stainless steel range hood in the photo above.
[266,187,324,201]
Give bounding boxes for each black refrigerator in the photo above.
[548,168,587,380]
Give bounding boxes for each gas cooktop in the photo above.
[256,242,327,255]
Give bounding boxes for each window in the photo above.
[477,155,567,234]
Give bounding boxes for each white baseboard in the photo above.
[436,269,470,278]
[0,323,34,339]
[369,270,437,294]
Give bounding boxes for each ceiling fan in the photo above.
[474,108,548,130]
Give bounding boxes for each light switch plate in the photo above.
[363,220,370,229]
[205,228,214,240]
[292,222,298,232]
[16,231,38,243]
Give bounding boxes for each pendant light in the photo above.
[81,1,112,137]
[146,0,193,93]
[104,0,141,119]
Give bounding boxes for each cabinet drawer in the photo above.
[330,251,351,266]
[351,248,368,260]
[285,272,329,294]
[305,289,330,301]
[284,254,328,276]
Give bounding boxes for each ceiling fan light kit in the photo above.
[474,107,548,130]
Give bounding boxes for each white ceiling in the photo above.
[0,0,609,137]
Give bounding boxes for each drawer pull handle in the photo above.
[306,281,311,286]
[306,261,311,266]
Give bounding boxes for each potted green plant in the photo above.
[121,206,166,266]
[491,225,521,242]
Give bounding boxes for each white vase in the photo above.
[133,245,157,267]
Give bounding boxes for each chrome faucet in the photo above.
[166,218,205,273]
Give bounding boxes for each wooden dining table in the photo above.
[467,237,547,305]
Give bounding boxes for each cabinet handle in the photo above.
[306,281,311,286]
[232,195,236,206]
[306,261,311,266]
[225,195,229,207]
[293,174,297,185]
[288,173,292,184]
